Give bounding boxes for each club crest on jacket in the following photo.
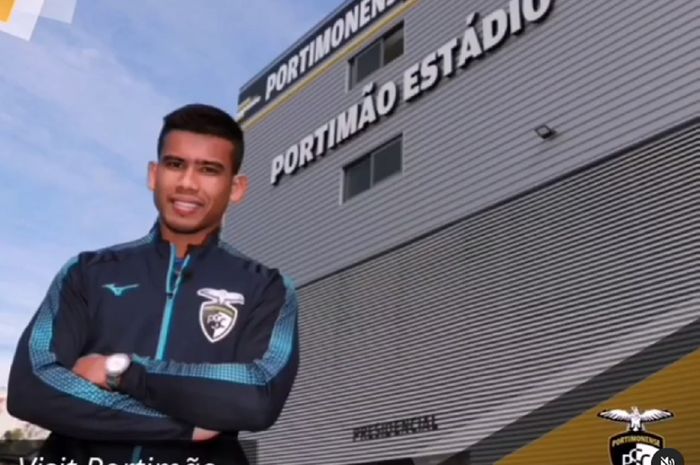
[197,288,245,343]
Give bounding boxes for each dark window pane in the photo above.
[354,41,382,86]
[349,57,358,88]
[372,137,402,184]
[345,155,372,200]
[383,25,404,65]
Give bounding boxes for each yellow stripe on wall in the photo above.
[241,0,421,131]
[498,349,700,464]
[0,0,17,23]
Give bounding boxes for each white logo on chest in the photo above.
[197,288,245,343]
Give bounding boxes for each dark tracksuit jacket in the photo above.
[7,222,300,465]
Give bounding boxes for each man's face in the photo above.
[148,130,247,236]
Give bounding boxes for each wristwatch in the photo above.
[105,353,131,390]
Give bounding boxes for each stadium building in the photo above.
[224,1,699,464]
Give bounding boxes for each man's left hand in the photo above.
[73,354,109,389]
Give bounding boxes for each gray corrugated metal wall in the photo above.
[223,0,700,287]
[241,121,698,465]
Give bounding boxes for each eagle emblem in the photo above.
[598,406,674,432]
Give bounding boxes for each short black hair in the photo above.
[157,103,245,174]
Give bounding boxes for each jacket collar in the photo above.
[149,218,222,260]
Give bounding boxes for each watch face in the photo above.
[106,354,130,374]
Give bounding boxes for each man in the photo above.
[7,104,299,465]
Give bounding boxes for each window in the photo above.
[343,135,402,201]
[349,23,404,88]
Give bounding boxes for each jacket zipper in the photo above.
[155,245,190,358]
[133,244,190,461]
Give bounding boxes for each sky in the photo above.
[0,0,339,388]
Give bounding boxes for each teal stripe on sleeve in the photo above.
[29,257,166,417]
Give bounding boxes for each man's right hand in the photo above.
[192,427,220,441]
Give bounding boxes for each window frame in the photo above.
[348,22,404,90]
[341,134,403,203]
